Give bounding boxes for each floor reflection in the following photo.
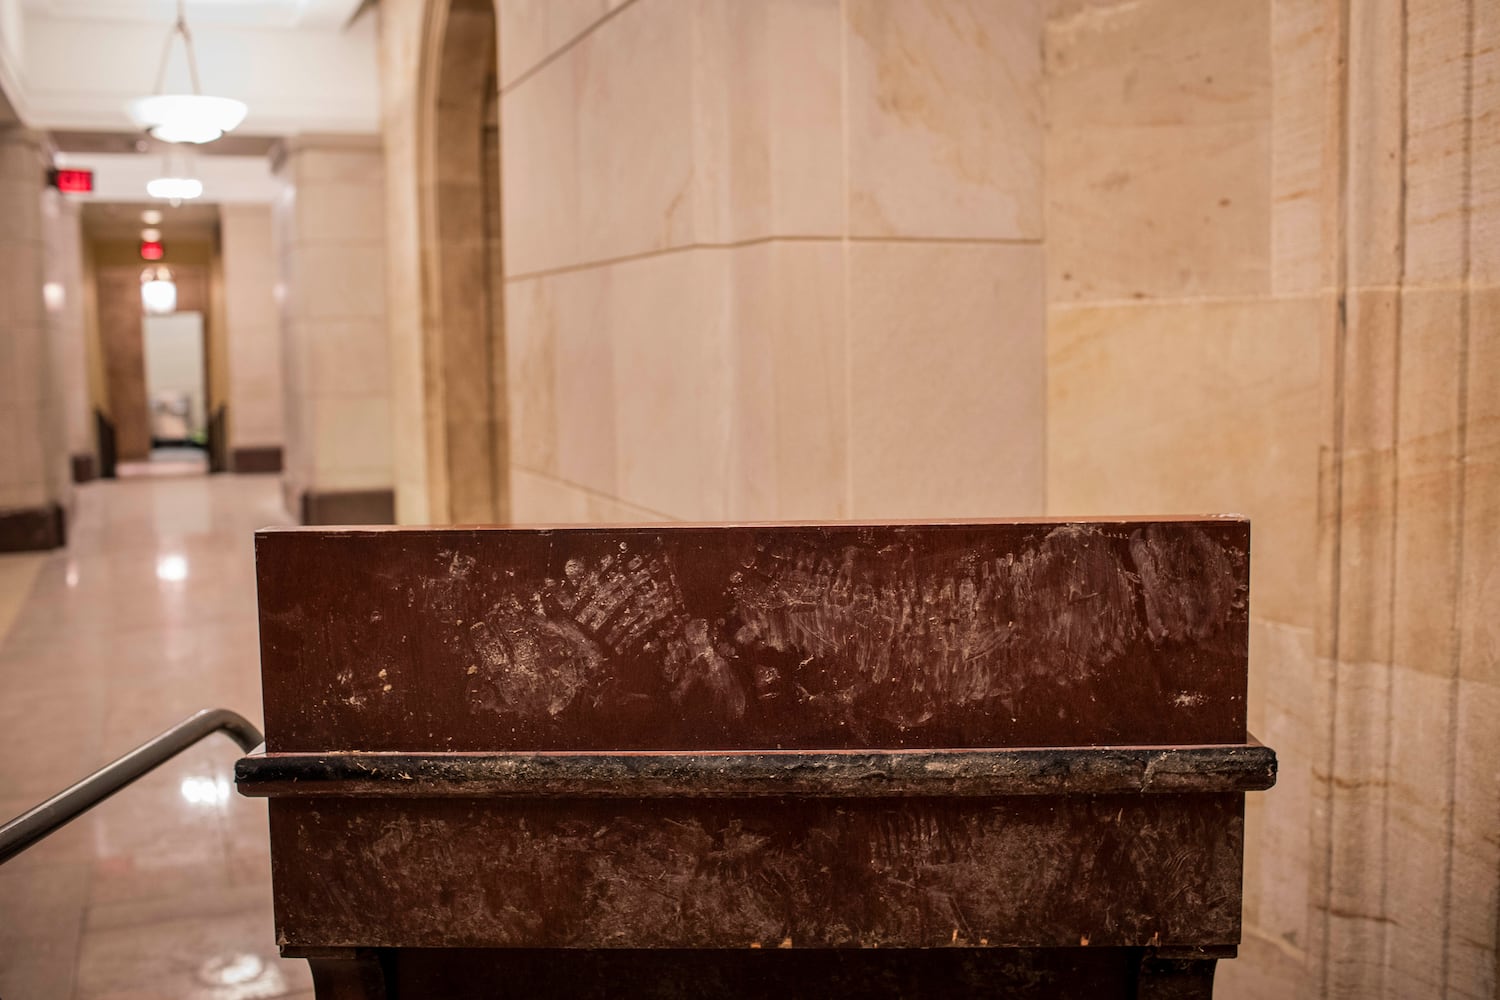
[0,474,311,1000]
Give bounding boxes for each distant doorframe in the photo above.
[416,0,509,523]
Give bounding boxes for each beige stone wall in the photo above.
[1045,0,1498,996]
[371,1,1495,989]
[383,0,509,526]
[382,0,1047,525]
[378,0,435,524]
[40,192,90,462]
[0,127,68,514]
[220,204,283,454]
[272,136,392,514]
[503,0,1045,523]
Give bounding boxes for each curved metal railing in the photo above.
[0,708,263,865]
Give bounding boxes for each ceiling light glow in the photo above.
[129,94,248,145]
[128,1,248,147]
[146,177,203,201]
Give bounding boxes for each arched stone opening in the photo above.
[417,0,508,523]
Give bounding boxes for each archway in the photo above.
[418,0,508,523]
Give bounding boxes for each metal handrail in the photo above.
[0,708,263,865]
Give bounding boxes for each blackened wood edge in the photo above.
[236,741,1276,799]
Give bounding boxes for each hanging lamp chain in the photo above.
[150,0,204,97]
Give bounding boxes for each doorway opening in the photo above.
[81,202,226,479]
[419,0,508,522]
[135,309,209,476]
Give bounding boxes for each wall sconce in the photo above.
[141,266,177,315]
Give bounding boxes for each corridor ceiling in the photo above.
[20,0,364,29]
[0,0,378,202]
[81,199,219,242]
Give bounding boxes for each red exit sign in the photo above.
[140,240,165,261]
[48,168,94,194]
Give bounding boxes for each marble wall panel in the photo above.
[695,0,846,244]
[498,0,615,89]
[510,465,668,524]
[309,394,394,490]
[574,1,696,266]
[607,250,732,520]
[273,139,393,513]
[221,205,282,450]
[1046,296,1323,630]
[1271,0,1340,296]
[726,240,848,520]
[846,0,1043,240]
[849,241,1044,518]
[1045,0,1271,302]
[499,51,581,276]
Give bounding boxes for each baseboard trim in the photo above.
[299,488,395,526]
[0,503,66,552]
[71,453,96,483]
[232,446,284,474]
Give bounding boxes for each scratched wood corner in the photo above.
[244,518,1268,970]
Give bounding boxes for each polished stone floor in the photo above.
[0,474,313,999]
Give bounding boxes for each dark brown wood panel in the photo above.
[0,503,65,552]
[70,452,96,483]
[267,793,1244,950]
[255,519,1250,752]
[232,445,284,474]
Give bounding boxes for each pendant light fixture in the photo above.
[141,266,178,315]
[146,176,204,201]
[146,145,204,203]
[127,0,248,145]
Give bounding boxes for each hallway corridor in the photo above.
[0,476,311,999]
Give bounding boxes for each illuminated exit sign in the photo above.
[140,240,165,261]
[48,168,94,194]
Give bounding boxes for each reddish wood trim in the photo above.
[0,503,65,552]
[231,446,284,474]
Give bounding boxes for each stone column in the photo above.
[220,204,283,473]
[40,189,91,483]
[1041,1,1499,997]
[271,135,393,524]
[0,126,67,550]
[1308,2,1500,997]
[488,0,1045,524]
[379,0,509,526]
